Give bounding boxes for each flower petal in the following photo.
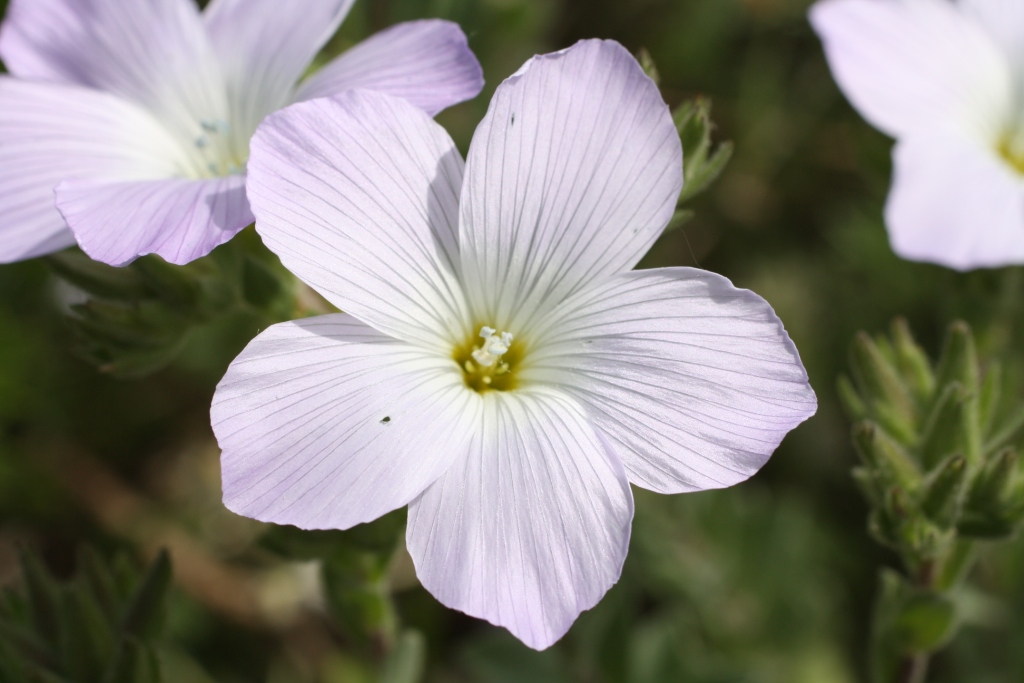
[212,314,480,531]
[458,39,682,333]
[407,388,633,650]
[524,268,817,494]
[247,90,469,350]
[295,20,484,117]
[959,0,1024,70]
[55,175,252,267]
[809,0,1013,139]
[203,0,355,144]
[886,127,1024,270]
[0,0,228,142]
[0,77,185,263]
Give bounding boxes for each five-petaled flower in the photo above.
[0,0,483,265]
[812,0,1024,270]
[212,40,817,649]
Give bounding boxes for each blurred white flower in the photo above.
[811,0,1024,270]
[0,0,483,266]
[212,40,817,649]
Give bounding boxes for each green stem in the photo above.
[897,654,930,683]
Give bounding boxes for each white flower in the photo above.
[811,0,1024,270]
[0,0,482,265]
[212,40,817,649]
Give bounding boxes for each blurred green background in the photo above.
[1,0,1022,681]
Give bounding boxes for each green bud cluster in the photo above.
[841,320,1024,560]
[840,319,1024,682]
[0,548,172,683]
[47,229,296,378]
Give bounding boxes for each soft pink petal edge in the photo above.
[407,388,633,650]
[458,38,683,333]
[56,174,253,267]
[526,267,817,493]
[212,313,480,531]
[246,89,469,349]
[294,19,484,117]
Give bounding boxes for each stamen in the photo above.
[455,325,522,393]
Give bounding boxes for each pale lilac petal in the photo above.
[458,39,682,334]
[212,314,480,531]
[295,20,484,117]
[203,0,355,144]
[959,0,1024,70]
[0,77,185,263]
[407,388,633,650]
[55,175,252,267]
[0,0,227,143]
[810,0,1013,139]
[524,269,817,493]
[886,127,1024,270]
[247,90,469,349]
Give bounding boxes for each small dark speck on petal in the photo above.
[511,113,515,126]
[380,416,391,424]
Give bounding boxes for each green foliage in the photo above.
[0,548,172,683]
[841,320,1024,681]
[261,510,406,652]
[667,96,734,232]
[48,230,297,379]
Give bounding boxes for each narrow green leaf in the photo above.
[850,332,918,430]
[919,455,968,528]
[890,318,935,404]
[119,551,171,640]
[933,322,979,399]
[837,375,867,421]
[18,550,60,648]
[46,252,149,302]
[852,422,921,492]
[918,383,971,469]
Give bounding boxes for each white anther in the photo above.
[471,326,514,369]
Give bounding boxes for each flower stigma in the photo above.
[190,118,246,178]
[454,326,522,393]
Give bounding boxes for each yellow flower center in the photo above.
[454,326,523,393]
[998,131,1024,175]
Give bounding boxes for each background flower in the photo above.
[215,39,816,650]
[811,0,1024,270]
[0,0,483,265]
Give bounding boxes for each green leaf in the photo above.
[636,48,660,85]
[59,585,116,683]
[889,318,935,405]
[130,257,201,312]
[891,591,957,653]
[46,252,149,302]
[837,375,867,421]
[978,362,1001,438]
[918,383,972,469]
[78,547,121,624]
[919,454,968,528]
[849,332,917,432]
[852,422,921,493]
[672,97,733,206]
[381,631,426,683]
[933,322,979,402]
[18,550,60,649]
[119,551,171,640]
